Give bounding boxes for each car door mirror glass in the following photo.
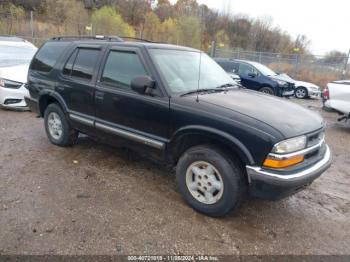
[131,76,155,94]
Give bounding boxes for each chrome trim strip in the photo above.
[246,145,331,181]
[69,113,94,127]
[95,122,165,150]
[268,139,325,160]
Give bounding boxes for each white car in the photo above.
[323,80,350,121]
[0,36,37,110]
[279,73,321,99]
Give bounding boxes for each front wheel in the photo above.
[176,145,246,217]
[259,86,275,95]
[295,87,308,99]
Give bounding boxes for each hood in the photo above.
[0,64,29,83]
[270,74,295,84]
[198,89,324,138]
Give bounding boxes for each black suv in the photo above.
[215,58,295,97]
[25,36,331,217]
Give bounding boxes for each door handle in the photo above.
[95,90,104,100]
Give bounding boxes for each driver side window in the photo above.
[238,63,257,76]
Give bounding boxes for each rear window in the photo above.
[0,44,37,68]
[31,41,69,73]
[62,48,100,81]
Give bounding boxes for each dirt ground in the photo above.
[0,98,349,255]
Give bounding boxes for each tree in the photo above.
[160,18,180,44]
[178,16,202,49]
[0,2,25,34]
[91,6,135,37]
[155,0,173,21]
[116,0,150,28]
[142,12,161,41]
[324,50,347,64]
[174,0,199,17]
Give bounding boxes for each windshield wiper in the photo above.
[216,83,236,88]
[180,88,226,97]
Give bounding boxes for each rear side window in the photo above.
[63,48,100,81]
[101,51,147,89]
[31,42,69,73]
[218,61,238,73]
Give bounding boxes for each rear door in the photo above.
[94,46,170,151]
[57,45,102,120]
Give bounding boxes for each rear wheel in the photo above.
[295,87,308,99]
[44,103,78,147]
[259,86,275,95]
[176,145,246,217]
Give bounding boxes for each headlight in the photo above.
[276,80,288,86]
[272,135,307,154]
[0,78,22,89]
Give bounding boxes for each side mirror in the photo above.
[131,76,155,94]
[248,72,257,78]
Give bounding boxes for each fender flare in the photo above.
[38,90,69,116]
[168,125,255,165]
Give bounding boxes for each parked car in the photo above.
[323,80,350,121]
[278,73,321,99]
[0,36,37,110]
[26,36,331,217]
[227,72,241,85]
[214,58,295,97]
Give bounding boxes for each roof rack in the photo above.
[119,36,154,43]
[51,35,124,42]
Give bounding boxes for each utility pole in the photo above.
[342,49,350,80]
[30,11,34,39]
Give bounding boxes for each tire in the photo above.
[295,87,308,99]
[259,86,275,95]
[44,103,78,147]
[176,145,246,217]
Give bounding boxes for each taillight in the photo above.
[323,88,329,100]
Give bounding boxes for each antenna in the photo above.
[196,6,204,103]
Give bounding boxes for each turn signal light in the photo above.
[263,155,304,169]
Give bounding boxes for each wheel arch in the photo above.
[167,125,255,167]
[38,90,68,117]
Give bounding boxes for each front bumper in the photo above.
[282,90,294,97]
[308,89,321,99]
[246,145,332,200]
[0,84,29,110]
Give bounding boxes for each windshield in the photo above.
[0,44,37,68]
[252,62,277,76]
[149,49,235,94]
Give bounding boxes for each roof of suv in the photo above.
[48,36,199,52]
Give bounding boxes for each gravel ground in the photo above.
[0,98,349,255]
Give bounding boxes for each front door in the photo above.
[238,63,260,90]
[95,47,170,151]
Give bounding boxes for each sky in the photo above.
[169,0,349,55]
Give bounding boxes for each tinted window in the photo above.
[63,49,78,76]
[101,51,147,88]
[218,61,238,73]
[31,42,69,72]
[238,63,257,76]
[71,49,100,80]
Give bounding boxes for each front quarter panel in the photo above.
[169,96,283,165]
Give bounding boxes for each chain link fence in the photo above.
[212,46,350,87]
